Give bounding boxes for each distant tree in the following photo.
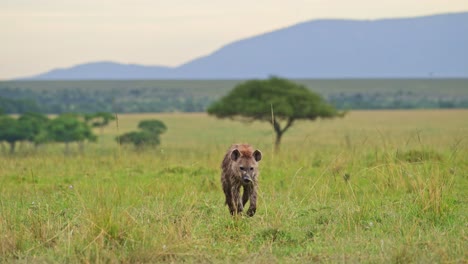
[18,112,50,147]
[138,120,167,134]
[117,119,166,149]
[118,131,160,149]
[0,116,28,154]
[47,113,96,155]
[84,112,116,134]
[207,77,344,150]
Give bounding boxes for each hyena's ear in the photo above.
[253,150,262,162]
[230,149,241,161]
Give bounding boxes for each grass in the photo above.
[0,110,467,263]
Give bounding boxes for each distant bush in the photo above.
[117,119,167,149]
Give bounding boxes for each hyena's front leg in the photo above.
[231,184,243,215]
[223,183,235,215]
[242,184,251,207]
[246,185,257,217]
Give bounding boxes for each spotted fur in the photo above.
[221,143,262,217]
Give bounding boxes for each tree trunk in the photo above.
[64,142,70,156]
[271,117,294,152]
[79,141,85,154]
[274,131,283,152]
[9,142,15,155]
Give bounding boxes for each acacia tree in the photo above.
[0,116,26,154]
[47,113,96,155]
[138,120,167,134]
[118,131,161,149]
[117,119,166,149]
[207,77,343,150]
[0,113,50,154]
[18,112,50,148]
[84,112,116,134]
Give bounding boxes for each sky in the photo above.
[1,0,467,80]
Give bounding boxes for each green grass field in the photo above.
[1,110,467,263]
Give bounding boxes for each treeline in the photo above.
[0,111,167,155]
[1,79,467,114]
[0,83,211,114]
[0,112,91,154]
[328,91,468,109]
[0,96,41,113]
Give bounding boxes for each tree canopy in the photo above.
[119,131,161,148]
[84,112,116,133]
[0,116,25,154]
[0,113,48,154]
[18,112,50,146]
[138,120,167,134]
[47,113,96,154]
[207,77,343,149]
[117,119,167,149]
[0,111,112,155]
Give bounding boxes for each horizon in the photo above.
[2,0,468,80]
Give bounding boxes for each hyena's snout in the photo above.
[242,174,253,184]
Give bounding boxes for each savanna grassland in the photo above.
[0,110,467,263]
[2,79,468,113]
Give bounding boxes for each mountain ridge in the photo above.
[22,11,468,80]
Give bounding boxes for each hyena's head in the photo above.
[230,146,262,184]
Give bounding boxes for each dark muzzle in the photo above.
[242,175,252,184]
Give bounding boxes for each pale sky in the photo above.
[1,0,467,80]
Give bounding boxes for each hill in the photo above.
[24,12,468,80]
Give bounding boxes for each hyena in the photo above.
[221,144,262,217]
